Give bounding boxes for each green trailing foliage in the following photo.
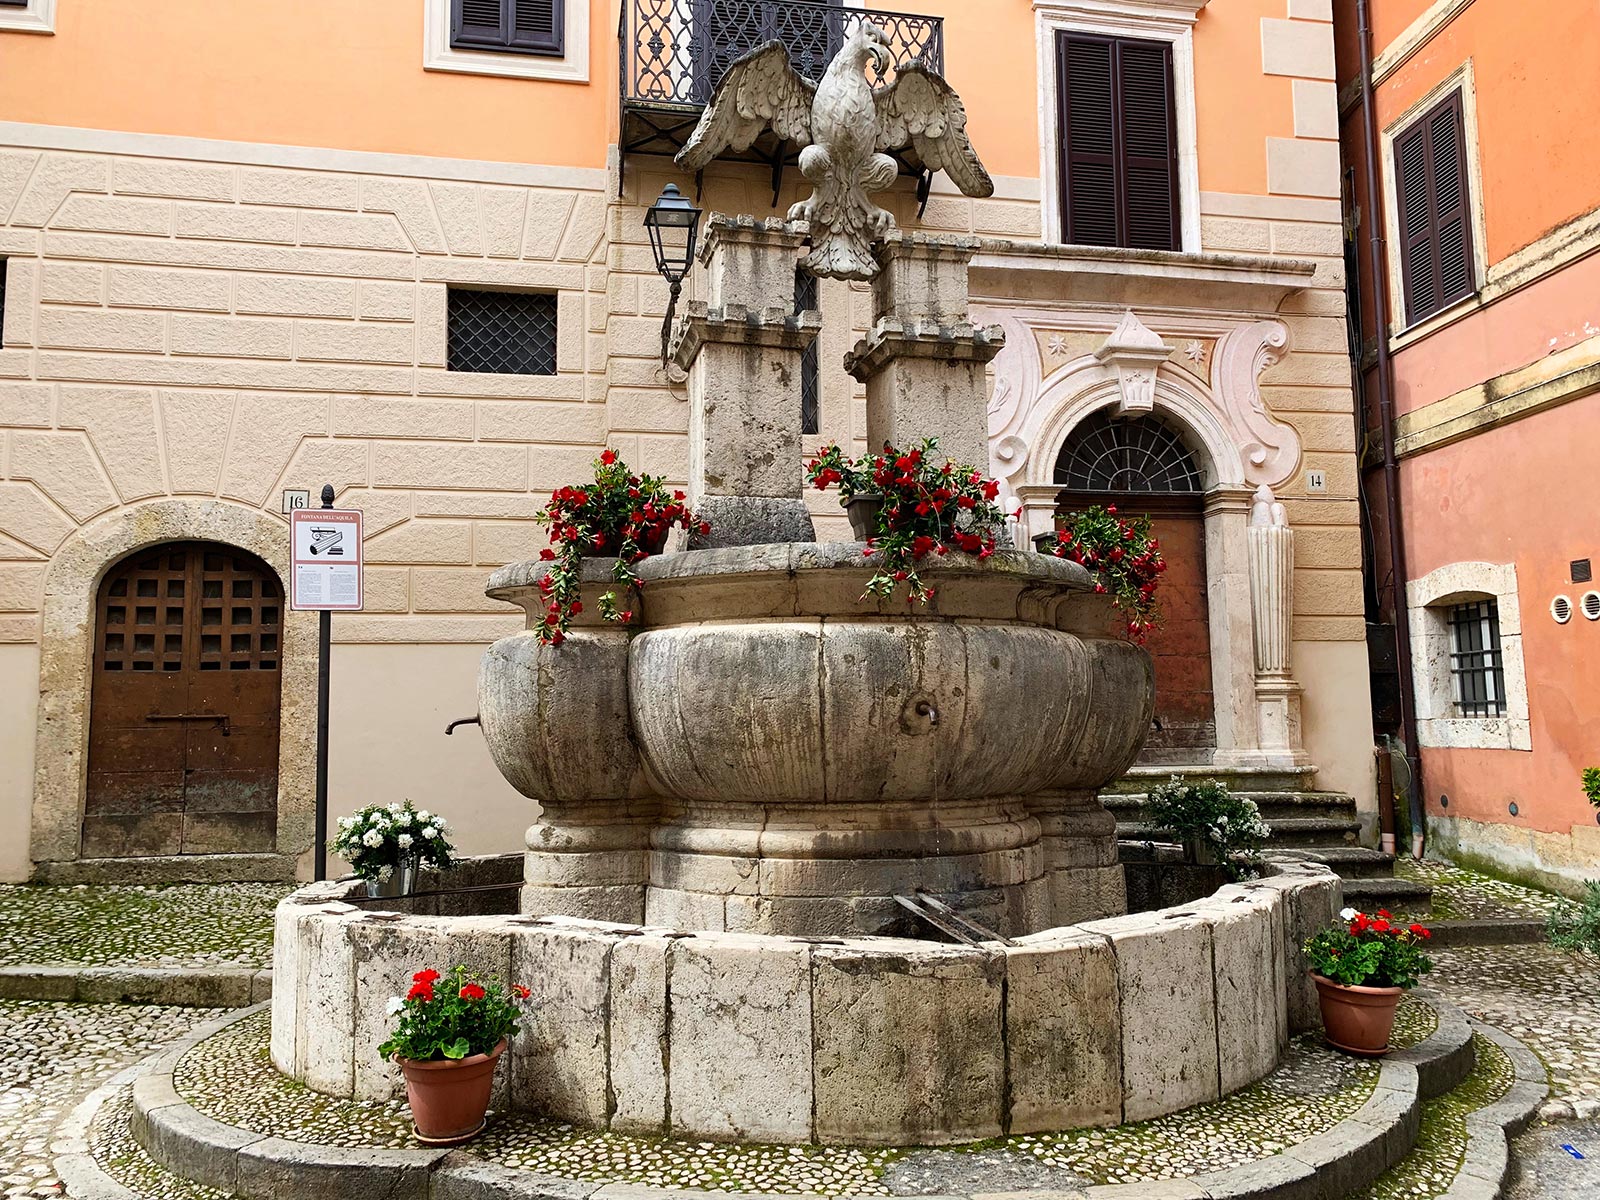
[1547,881,1600,956]
[1583,766,1600,810]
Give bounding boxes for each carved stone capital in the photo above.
[669,302,821,369]
[842,319,1006,383]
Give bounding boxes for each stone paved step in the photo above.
[1103,790,1360,822]
[1102,764,1320,795]
[1286,847,1400,880]
[1340,875,1437,905]
[1116,815,1361,847]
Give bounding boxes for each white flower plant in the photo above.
[1142,776,1271,880]
[329,801,455,883]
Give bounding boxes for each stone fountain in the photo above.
[268,218,1339,1149]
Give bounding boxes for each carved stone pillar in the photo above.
[1247,485,1309,766]
[670,215,819,547]
[843,232,1004,470]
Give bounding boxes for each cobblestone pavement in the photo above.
[158,1001,1432,1195]
[1351,1033,1514,1200]
[0,883,290,970]
[0,1001,225,1200]
[1392,858,1566,921]
[1429,945,1600,1107]
[1508,1117,1600,1200]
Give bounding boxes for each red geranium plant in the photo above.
[1304,909,1434,990]
[533,449,703,645]
[379,966,529,1063]
[806,437,1010,606]
[1048,504,1166,642]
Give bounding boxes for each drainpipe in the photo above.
[1355,0,1425,856]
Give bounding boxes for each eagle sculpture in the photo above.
[675,24,993,280]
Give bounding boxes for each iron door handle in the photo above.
[147,713,231,737]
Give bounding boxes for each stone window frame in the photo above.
[0,0,56,35]
[1033,0,1207,254]
[423,0,589,83]
[1406,560,1531,752]
[1380,60,1491,349]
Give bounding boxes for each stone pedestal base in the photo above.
[1031,792,1127,925]
[688,495,815,549]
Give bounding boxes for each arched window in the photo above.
[1054,410,1202,495]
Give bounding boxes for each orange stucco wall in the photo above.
[1345,0,1600,267]
[1,0,1298,197]
[1401,396,1600,839]
[1390,252,1600,418]
[0,0,616,169]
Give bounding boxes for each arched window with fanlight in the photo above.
[1055,409,1215,760]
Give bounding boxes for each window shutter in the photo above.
[1059,36,1118,247]
[1058,33,1178,251]
[1397,90,1475,324]
[452,0,563,57]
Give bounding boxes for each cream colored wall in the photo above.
[0,645,41,882]
[1294,640,1377,819]
[326,643,530,870]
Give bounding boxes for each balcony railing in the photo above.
[620,0,944,173]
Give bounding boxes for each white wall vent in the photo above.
[1583,591,1600,621]
[1552,595,1573,624]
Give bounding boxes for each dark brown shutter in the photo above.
[1398,90,1475,324]
[452,0,563,57]
[1057,33,1178,251]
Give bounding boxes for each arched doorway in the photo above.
[1055,409,1215,762]
[83,542,284,858]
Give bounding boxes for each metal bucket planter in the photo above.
[364,856,419,899]
[1182,835,1220,868]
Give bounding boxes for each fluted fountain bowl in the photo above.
[481,543,1153,938]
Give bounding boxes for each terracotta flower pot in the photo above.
[1312,974,1403,1056]
[397,1039,506,1145]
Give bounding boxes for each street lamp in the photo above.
[643,183,703,365]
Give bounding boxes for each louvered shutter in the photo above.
[452,0,563,57]
[1397,91,1476,324]
[1057,33,1179,251]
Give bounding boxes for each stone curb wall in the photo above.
[0,964,271,1006]
[1438,1020,1549,1200]
[268,863,1343,1145]
[113,994,1525,1200]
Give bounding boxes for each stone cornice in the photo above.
[842,320,1006,382]
[970,240,1316,315]
[668,303,821,368]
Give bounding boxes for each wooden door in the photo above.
[1055,410,1215,763]
[84,544,283,858]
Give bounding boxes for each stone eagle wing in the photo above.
[873,62,994,198]
[675,42,816,172]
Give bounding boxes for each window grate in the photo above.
[0,258,7,346]
[448,289,557,375]
[1571,558,1592,584]
[1054,410,1202,494]
[795,268,819,435]
[1448,599,1505,718]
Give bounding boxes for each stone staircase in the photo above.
[1102,764,1434,909]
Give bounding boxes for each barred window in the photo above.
[1448,599,1505,718]
[447,288,557,375]
[795,268,820,435]
[0,258,7,345]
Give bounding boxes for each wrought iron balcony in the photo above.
[620,0,944,185]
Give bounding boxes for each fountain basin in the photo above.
[269,860,1339,1145]
[481,545,1153,937]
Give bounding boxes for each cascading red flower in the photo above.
[533,452,699,644]
[805,437,1010,606]
[1048,505,1165,643]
